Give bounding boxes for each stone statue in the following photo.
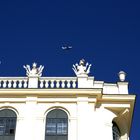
[72,59,92,76]
[23,62,44,77]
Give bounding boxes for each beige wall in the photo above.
[0,90,135,140]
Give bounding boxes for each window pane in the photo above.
[9,118,16,135]
[57,119,67,135]
[5,119,10,135]
[0,119,5,135]
[46,119,56,135]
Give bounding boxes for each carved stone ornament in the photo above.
[23,62,44,77]
[72,59,92,76]
[118,71,126,82]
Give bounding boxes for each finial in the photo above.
[118,71,126,82]
[72,59,92,76]
[23,63,44,77]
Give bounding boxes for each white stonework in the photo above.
[0,60,135,140]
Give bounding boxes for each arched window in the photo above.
[45,109,68,140]
[0,109,17,140]
[112,122,121,140]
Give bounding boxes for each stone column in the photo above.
[16,97,37,140]
[34,117,45,140]
[77,97,94,140]
[68,117,77,140]
[15,117,25,140]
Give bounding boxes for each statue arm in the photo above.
[72,68,77,75]
[86,64,92,74]
[72,64,78,75]
[85,62,89,69]
[23,65,30,76]
[38,65,44,76]
[26,65,31,71]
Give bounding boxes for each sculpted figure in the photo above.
[23,62,44,77]
[72,59,92,76]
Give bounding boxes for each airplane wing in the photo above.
[68,46,72,49]
[62,46,67,50]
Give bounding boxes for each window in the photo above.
[46,118,67,135]
[0,117,16,135]
[0,109,17,140]
[112,122,121,140]
[45,109,68,140]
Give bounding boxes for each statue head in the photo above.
[79,59,85,66]
[32,63,37,68]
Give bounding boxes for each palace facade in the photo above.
[0,60,135,140]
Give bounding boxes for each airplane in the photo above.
[62,45,72,50]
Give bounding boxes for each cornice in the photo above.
[0,88,102,98]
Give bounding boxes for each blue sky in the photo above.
[0,0,139,139]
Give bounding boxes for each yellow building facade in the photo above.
[0,60,135,140]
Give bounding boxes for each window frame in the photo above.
[45,109,68,140]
